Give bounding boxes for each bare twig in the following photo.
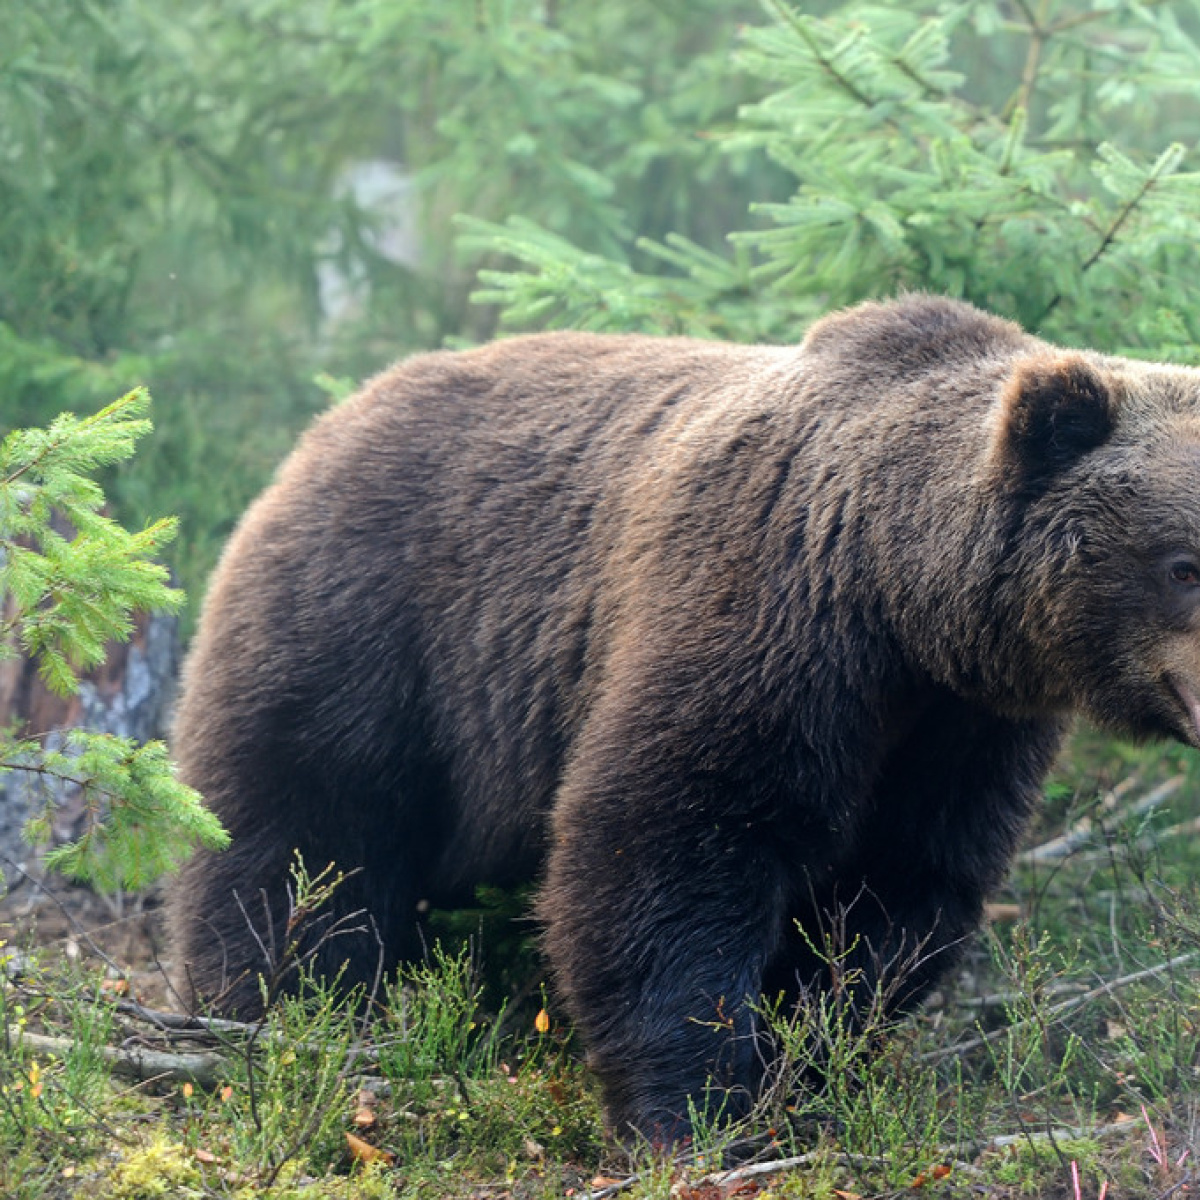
[1006,0,1051,121]
[1154,1173,1194,1200]
[583,1169,647,1200]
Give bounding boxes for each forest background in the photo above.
[6,1,1200,1197]
[12,0,1200,616]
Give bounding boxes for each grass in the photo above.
[3,735,1200,1198]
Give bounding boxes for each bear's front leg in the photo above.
[765,698,1065,1031]
[542,737,794,1145]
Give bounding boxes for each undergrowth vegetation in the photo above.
[4,750,1200,1199]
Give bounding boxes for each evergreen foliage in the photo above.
[1,0,774,614]
[4,5,1200,1193]
[0,391,228,890]
[469,0,1200,358]
[1,392,179,691]
[9,1,1200,616]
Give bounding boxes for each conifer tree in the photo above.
[0,392,228,890]
[466,0,1200,359]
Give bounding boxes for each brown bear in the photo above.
[168,294,1200,1143]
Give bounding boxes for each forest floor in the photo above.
[3,733,1200,1199]
[0,872,170,1005]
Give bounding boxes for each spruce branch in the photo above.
[1050,2,1169,36]
[1,391,228,890]
[1037,142,1186,324]
[1,388,183,694]
[1079,154,1181,276]
[887,53,947,104]
[760,0,878,111]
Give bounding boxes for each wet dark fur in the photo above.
[169,295,1200,1140]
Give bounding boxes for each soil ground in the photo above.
[0,872,173,1007]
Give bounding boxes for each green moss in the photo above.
[103,1140,399,1200]
[252,1162,397,1199]
[103,1136,205,1199]
[987,1137,1105,1195]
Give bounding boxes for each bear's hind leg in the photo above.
[168,772,430,1017]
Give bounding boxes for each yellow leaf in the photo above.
[346,1132,395,1166]
[534,1008,550,1033]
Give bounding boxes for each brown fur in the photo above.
[168,295,1200,1141]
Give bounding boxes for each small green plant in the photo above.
[0,961,120,1192]
[370,944,600,1171]
[244,855,374,1016]
[751,918,958,1188]
[985,928,1085,1106]
[227,974,362,1185]
[378,944,495,1093]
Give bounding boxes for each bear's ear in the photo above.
[990,354,1114,489]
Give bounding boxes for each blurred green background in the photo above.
[6,0,1200,626]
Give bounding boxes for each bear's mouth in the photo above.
[1165,672,1200,748]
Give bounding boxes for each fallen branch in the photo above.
[1058,808,1200,869]
[967,1116,1141,1156]
[1018,775,1181,864]
[8,1025,230,1086]
[587,1116,1145,1200]
[697,1120,1141,1187]
[924,951,1198,1062]
[698,1150,927,1186]
[10,995,386,1087]
[111,996,261,1036]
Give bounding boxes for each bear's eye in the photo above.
[1170,561,1200,587]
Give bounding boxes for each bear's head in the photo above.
[989,352,1200,747]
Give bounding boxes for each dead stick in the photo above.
[9,1025,230,1086]
[1018,775,1181,864]
[924,951,1197,1062]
